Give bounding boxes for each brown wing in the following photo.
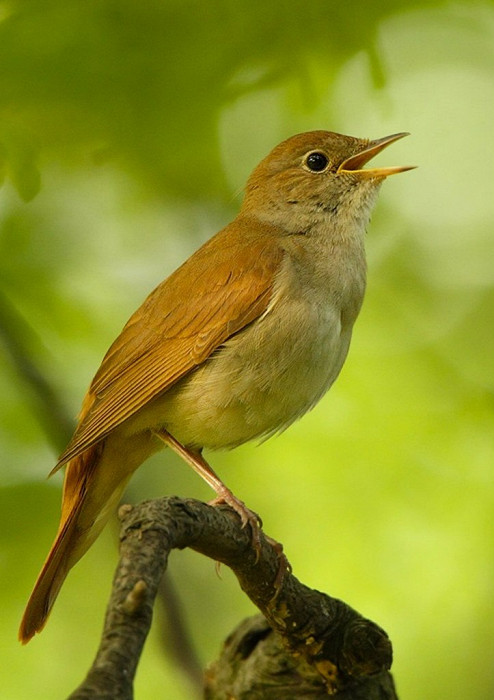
[54,217,284,468]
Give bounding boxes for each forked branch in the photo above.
[67,496,397,699]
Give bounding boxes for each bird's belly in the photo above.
[150,299,352,450]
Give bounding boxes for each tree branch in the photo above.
[0,289,74,449]
[68,497,397,699]
[155,571,204,694]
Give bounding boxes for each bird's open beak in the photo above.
[337,132,416,178]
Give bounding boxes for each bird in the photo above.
[19,129,413,643]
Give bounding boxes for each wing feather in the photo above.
[54,217,283,468]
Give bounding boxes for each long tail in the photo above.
[19,442,131,643]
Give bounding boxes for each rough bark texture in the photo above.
[205,616,398,699]
[68,496,398,699]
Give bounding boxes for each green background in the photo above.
[1,1,493,698]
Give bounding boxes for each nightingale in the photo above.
[19,130,413,643]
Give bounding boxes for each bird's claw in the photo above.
[208,492,263,556]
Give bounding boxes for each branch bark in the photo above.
[67,497,397,699]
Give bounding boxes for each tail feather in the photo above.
[18,510,80,643]
[19,443,128,643]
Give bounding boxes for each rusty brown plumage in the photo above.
[19,130,412,643]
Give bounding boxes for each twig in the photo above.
[156,572,204,695]
[0,289,74,449]
[68,496,396,699]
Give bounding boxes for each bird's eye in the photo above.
[305,151,329,172]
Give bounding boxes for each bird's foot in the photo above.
[153,428,267,559]
[209,491,290,594]
[209,488,263,555]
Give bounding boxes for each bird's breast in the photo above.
[154,244,365,450]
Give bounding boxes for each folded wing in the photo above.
[54,218,284,469]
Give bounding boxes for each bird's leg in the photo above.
[153,428,262,552]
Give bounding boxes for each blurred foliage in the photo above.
[1,1,494,699]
